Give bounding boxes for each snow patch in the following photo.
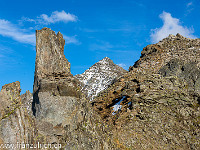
[112,96,126,115]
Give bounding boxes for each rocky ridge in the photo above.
[129,33,200,73]
[92,33,200,149]
[0,30,200,150]
[75,57,127,100]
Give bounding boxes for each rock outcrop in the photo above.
[21,90,33,116]
[129,33,200,73]
[32,28,116,149]
[75,57,127,100]
[33,28,81,124]
[0,82,40,150]
[93,34,200,149]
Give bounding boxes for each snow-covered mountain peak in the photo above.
[75,57,127,100]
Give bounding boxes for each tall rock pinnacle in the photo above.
[33,28,80,123]
[33,27,71,94]
[31,28,113,149]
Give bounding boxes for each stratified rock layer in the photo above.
[75,57,127,100]
[34,27,71,86]
[33,28,81,122]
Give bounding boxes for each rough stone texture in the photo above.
[33,28,81,121]
[2,30,200,150]
[0,82,41,150]
[32,28,116,149]
[129,33,200,73]
[0,84,112,149]
[34,27,71,88]
[21,90,33,116]
[75,57,127,100]
[159,59,200,95]
[93,34,200,149]
[0,81,21,120]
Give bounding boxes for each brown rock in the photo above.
[0,81,21,119]
[93,34,200,149]
[32,28,81,121]
[0,82,44,150]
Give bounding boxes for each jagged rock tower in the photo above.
[32,28,114,149]
[33,28,80,125]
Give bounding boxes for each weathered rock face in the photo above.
[33,28,78,99]
[33,28,81,123]
[129,33,200,73]
[2,30,200,150]
[93,34,200,149]
[0,82,39,150]
[34,27,71,87]
[33,27,73,105]
[0,81,21,120]
[32,28,115,149]
[159,59,200,95]
[75,57,127,100]
[21,90,33,116]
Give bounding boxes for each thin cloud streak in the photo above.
[89,41,113,51]
[0,18,80,46]
[117,63,127,69]
[185,1,194,15]
[0,19,35,45]
[89,40,138,53]
[22,10,78,25]
[63,35,80,45]
[187,2,193,7]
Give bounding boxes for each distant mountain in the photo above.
[75,57,127,100]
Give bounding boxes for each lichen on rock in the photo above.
[0,82,41,150]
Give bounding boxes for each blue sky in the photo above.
[0,0,199,93]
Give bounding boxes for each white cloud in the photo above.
[187,2,193,7]
[117,63,126,68]
[63,35,80,45]
[23,10,78,25]
[0,19,35,45]
[39,10,77,24]
[150,11,196,43]
[0,18,80,45]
